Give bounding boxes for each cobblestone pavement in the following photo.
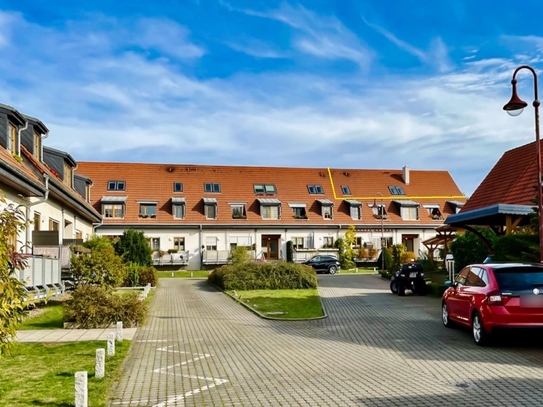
[110,275,543,407]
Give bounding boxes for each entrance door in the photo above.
[261,235,280,260]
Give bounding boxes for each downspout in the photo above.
[199,225,203,269]
[16,121,29,156]
[25,173,50,253]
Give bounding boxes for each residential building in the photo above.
[76,161,466,269]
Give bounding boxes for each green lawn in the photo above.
[158,270,209,278]
[18,304,64,330]
[339,267,379,274]
[0,341,130,407]
[233,289,324,319]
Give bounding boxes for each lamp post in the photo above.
[503,65,543,263]
[377,192,385,271]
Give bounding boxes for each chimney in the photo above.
[402,165,410,185]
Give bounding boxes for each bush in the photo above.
[124,263,140,287]
[114,230,153,267]
[208,261,317,290]
[228,246,251,264]
[138,266,158,287]
[64,285,147,328]
[426,283,448,298]
[70,246,127,290]
[286,241,294,263]
[493,233,539,262]
[376,248,393,271]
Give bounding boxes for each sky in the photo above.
[1,1,543,197]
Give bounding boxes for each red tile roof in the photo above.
[462,141,541,212]
[76,161,465,226]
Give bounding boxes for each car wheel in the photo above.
[397,280,405,296]
[442,302,453,328]
[390,279,398,294]
[472,312,491,346]
[328,265,337,275]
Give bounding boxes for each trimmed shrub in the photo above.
[208,261,317,290]
[64,285,147,328]
[426,283,448,298]
[286,240,294,263]
[124,263,140,287]
[138,266,158,287]
[228,246,251,264]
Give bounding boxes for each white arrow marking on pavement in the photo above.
[152,378,229,407]
[152,354,211,373]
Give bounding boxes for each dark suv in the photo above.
[303,255,340,274]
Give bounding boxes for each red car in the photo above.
[442,262,543,346]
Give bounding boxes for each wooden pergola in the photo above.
[422,225,458,265]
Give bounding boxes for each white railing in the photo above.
[153,251,190,266]
[16,256,62,287]
[293,248,339,262]
[202,250,256,264]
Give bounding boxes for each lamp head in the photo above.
[503,79,528,116]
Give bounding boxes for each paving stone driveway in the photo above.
[110,275,543,407]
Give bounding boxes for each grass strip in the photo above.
[18,304,64,330]
[158,270,209,278]
[234,288,324,319]
[0,341,130,407]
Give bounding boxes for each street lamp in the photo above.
[376,192,385,271]
[503,65,543,263]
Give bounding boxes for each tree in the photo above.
[391,244,405,272]
[0,196,32,356]
[70,245,127,290]
[450,228,497,273]
[114,230,152,266]
[376,247,393,271]
[335,237,355,270]
[493,233,539,262]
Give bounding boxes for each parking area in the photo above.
[110,275,543,406]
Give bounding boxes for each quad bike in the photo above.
[390,262,427,296]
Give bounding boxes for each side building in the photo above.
[76,162,466,270]
[0,103,101,260]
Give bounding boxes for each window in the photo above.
[173,203,185,219]
[204,183,221,193]
[174,237,185,251]
[455,268,470,286]
[427,207,443,220]
[49,218,59,231]
[322,206,333,219]
[400,206,419,220]
[139,204,157,218]
[261,205,280,220]
[388,186,405,195]
[75,230,82,239]
[293,237,304,249]
[254,184,277,194]
[307,185,324,194]
[63,162,72,186]
[354,237,363,249]
[350,206,361,220]
[323,236,334,248]
[33,212,40,231]
[205,236,217,251]
[465,267,487,287]
[103,204,124,218]
[292,207,307,219]
[173,182,183,192]
[147,238,160,251]
[8,123,16,153]
[229,236,252,250]
[372,204,388,219]
[33,132,41,160]
[341,185,351,195]
[231,204,247,219]
[205,203,217,219]
[107,181,126,191]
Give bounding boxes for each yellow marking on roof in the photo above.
[326,167,465,201]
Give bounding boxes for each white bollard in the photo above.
[116,321,123,342]
[95,348,105,379]
[75,371,88,407]
[107,333,115,356]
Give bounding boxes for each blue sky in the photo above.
[1,1,543,196]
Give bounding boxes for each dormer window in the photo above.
[307,185,324,194]
[33,131,41,161]
[424,205,443,220]
[258,198,281,220]
[8,123,17,154]
[63,162,73,186]
[317,199,334,219]
[204,183,221,193]
[139,201,158,219]
[371,203,388,219]
[230,203,247,219]
[346,200,362,220]
[101,196,126,219]
[172,197,186,219]
[393,200,420,220]
[107,181,126,191]
[289,203,307,220]
[203,197,218,219]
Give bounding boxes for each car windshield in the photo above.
[493,266,543,292]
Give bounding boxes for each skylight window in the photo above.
[341,185,351,195]
[254,184,277,194]
[204,183,221,193]
[307,185,324,194]
[173,182,183,192]
[107,181,126,191]
[388,186,405,195]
